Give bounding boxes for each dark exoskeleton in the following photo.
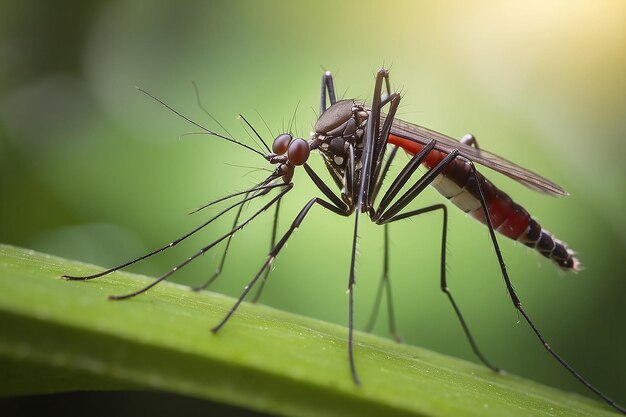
[64,69,624,414]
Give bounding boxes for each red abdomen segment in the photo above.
[388,134,580,271]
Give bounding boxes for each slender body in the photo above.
[63,69,624,414]
[312,96,579,270]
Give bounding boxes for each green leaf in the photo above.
[0,244,618,416]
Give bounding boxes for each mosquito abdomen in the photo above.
[387,135,581,271]
[462,170,581,272]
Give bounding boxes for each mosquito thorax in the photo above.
[312,100,368,170]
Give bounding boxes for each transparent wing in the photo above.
[388,117,568,196]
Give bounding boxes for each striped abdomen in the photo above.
[387,134,581,271]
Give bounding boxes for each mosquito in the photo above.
[63,68,624,414]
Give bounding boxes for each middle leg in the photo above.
[381,204,501,372]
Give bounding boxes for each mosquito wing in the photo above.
[387,117,568,196]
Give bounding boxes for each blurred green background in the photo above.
[1,0,624,409]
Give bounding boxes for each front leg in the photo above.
[212,196,350,333]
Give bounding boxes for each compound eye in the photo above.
[287,138,310,166]
[272,133,292,155]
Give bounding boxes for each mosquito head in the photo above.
[268,133,311,183]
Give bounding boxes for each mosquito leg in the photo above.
[345,145,356,202]
[345,68,397,384]
[373,140,436,218]
[370,145,399,206]
[107,184,292,300]
[375,145,456,223]
[372,132,471,218]
[191,192,251,292]
[212,197,350,332]
[251,199,281,303]
[384,204,500,371]
[359,69,390,208]
[382,69,392,98]
[365,266,385,332]
[369,94,401,205]
[381,226,402,342]
[365,224,403,342]
[347,215,361,385]
[320,71,338,114]
[365,142,402,338]
[374,149,624,411]
[369,129,502,365]
[347,279,359,384]
[466,158,625,414]
[371,133,500,366]
[303,163,348,211]
[188,180,276,215]
[63,181,284,281]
